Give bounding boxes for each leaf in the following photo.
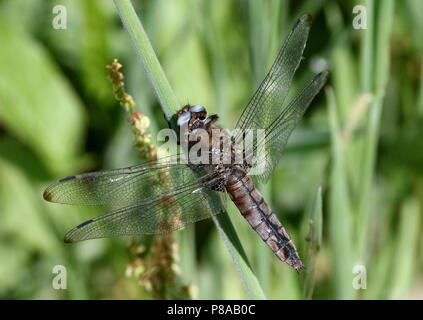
[0,14,86,175]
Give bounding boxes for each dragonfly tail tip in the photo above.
[295,262,306,275]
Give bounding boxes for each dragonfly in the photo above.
[43,14,328,272]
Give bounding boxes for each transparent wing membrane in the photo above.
[64,184,224,242]
[249,71,329,183]
[234,14,328,183]
[235,14,312,138]
[44,154,225,242]
[44,154,217,207]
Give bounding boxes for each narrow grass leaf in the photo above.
[303,186,323,299]
[327,87,354,299]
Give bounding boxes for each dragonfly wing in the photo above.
[64,183,224,242]
[249,71,329,183]
[234,14,312,138]
[43,154,217,207]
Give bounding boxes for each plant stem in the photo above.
[303,186,323,299]
[327,87,354,299]
[114,0,178,120]
[357,0,395,260]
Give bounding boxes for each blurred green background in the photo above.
[0,0,422,299]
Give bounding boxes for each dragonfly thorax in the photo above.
[177,104,246,173]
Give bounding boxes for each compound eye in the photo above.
[177,111,191,126]
[189,104,206,113]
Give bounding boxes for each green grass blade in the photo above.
[114,0,178,119]
[327,87,354,299]
[360,0,375,93]
[212,213,266,299]
[113,0,265,299]
[303,186,323,299]
[357,0,395,259]
[419,55,423,116]
[389,198,420,299]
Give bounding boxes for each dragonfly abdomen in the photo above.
[225,168,304,271]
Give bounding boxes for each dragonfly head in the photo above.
[176,104,208,129]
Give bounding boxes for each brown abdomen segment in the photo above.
[225,168,304,272]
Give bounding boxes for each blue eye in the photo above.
[189,105,206,113]
[177,111,191,126]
